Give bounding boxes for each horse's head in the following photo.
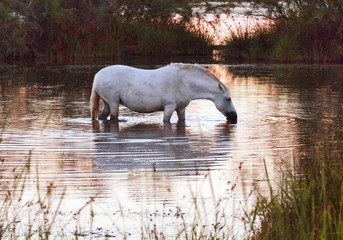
[214,83,237,124]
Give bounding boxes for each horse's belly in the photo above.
[121,97,164,113]
[126,104,164,113]
[119,83,186,113]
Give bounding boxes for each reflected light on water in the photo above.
[1,64,342,238]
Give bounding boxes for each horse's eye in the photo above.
[227,97,231,102]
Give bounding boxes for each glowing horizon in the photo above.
[192,13,270,45]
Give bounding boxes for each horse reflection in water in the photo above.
[92,121,234,175]
[90,63,237,123]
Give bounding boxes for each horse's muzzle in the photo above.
[226,111,237,124]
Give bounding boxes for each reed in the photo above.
[0,155,94,239]
[224,20,297,62]
[225,1,343,63]
[249,135,343,240]
[137,172,235,239]
[135,21,212,57]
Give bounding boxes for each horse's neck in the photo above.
[190,88,217,101]
[184,74,219,101]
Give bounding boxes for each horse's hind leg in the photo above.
[109,100,120,121]
[99,100,110,120]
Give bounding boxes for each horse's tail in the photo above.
[90,83,100,121]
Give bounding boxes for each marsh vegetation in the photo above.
[225,1,343,63]
[251,136,343,240]
[2,1,343,63]
[0,0,212,60]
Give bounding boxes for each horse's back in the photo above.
[94,65,136,83]
[94,65,178,87]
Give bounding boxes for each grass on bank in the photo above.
[249,135,343,240]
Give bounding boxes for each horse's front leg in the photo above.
[176,108,186,121]
[163,104,176,122]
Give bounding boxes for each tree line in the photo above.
[2,0,343,62]
[0,0,213,60]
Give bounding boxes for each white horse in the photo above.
[90,63,237,123]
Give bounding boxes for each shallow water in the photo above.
[1,64,343,238]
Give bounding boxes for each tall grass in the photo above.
[136,169,246,240]
[0,156,95,239]
[225,1,343,63]
[0,157,244,239]
[249,135,343,239]
[225,21,301,62]
[132,20,212,57]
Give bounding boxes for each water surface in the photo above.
[1,64,342,238]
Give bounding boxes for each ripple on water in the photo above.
[1,64,343,238]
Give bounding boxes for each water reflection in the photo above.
[1,64,343,238]
[91,121,233,175]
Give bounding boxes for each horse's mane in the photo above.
[169,63,221,84]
